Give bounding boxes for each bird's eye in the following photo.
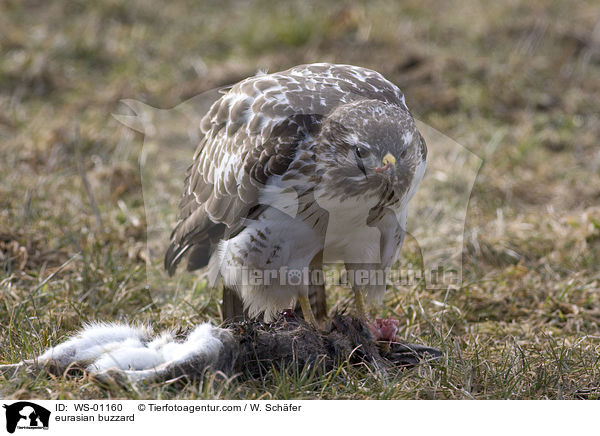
[356,146,371,159]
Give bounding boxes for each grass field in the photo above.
[1,0,600,399]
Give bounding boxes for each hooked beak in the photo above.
[374,153,396,173]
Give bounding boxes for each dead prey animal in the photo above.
[1,313,440,386]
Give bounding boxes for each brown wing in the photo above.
[164,63,406,275]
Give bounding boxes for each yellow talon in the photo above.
[298,295,318,327]
[353,289,367,319]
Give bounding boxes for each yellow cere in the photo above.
[382,153,396,166]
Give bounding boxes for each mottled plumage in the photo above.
[165,63,427,320]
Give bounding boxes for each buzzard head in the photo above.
[317,99,427,203]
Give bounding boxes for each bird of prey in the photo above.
[164,63,427,325]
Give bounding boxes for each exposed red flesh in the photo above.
[368,318,400,341]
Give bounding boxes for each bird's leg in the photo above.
[222,285,248,322]
[298,294,318,327]
[308,279,327,323]
[347,264,369,320]
[294,251,327,325]
[308,250,327,323]
[353,287,368,320]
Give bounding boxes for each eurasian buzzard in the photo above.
[165,63,427,324]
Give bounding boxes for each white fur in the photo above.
[156,323,223,364]
[36,322,227,381]
[38,323,153,368]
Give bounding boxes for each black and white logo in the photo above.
[3,402,50,434]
